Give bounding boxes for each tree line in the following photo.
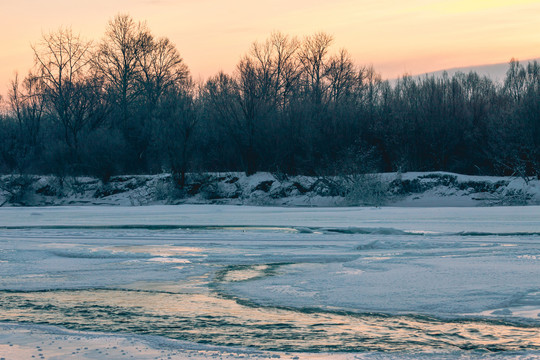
[1,14,539,185]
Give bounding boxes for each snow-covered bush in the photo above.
[0,174,37,205]
[344,174,389,206]
[153,177,177,201]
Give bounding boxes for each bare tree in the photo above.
[504,58,526,103]
[248,32,300,109]
[206,32,300,175]
[137,36,190,114]
[203,72,251,171]
[95,14,149,129]
[155,81,199,187]
[297,32,334,105]
[9,72,45,148]
[326,49,358,105]
[32,28,94,154]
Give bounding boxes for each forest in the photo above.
[1,14,539,187]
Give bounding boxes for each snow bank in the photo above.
[0,171,539,207]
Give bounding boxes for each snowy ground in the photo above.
[1,171,540,207]
[0,205,539,359]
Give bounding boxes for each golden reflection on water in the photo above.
[1,288,539,352]
[105,245,206,257]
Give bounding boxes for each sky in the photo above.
[1,0,540,99]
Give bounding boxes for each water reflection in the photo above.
[1,288,538,352]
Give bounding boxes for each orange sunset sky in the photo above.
[1,0,540,99]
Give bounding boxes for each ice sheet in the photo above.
[0,205,539,358]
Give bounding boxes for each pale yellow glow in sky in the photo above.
[425,0,540,14]
[1,0,540,99]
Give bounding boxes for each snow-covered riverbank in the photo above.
[1,171,540,207]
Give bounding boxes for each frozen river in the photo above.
[0,205,539,359]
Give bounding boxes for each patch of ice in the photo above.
[491,308,513,315]
[222,265,269,282]
[147,257,191,264]
[518,255,540,260]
